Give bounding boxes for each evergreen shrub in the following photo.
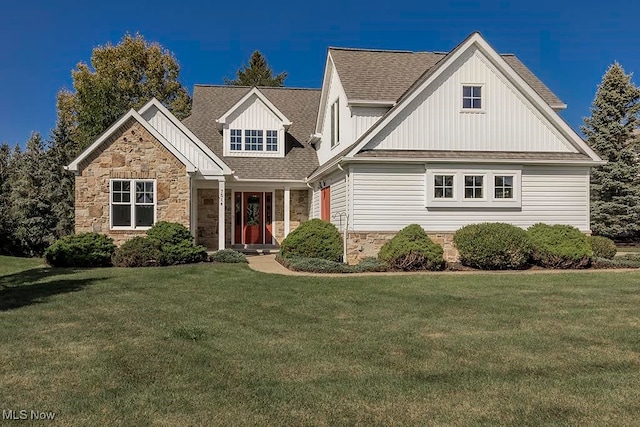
[453,223,533,270]
[528,223,592,269]
[279,219,342,262]
[44,233,116,268]
[378,224,445,271]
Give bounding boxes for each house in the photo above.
[67,32,604,263]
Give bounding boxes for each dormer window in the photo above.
[228,128,279,155]
[244,130,263,151]
[230,129,242,150]
[266,130,278,151]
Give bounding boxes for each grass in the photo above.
[1,255,640,425]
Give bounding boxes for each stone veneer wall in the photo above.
[195,188,231,250]
[347,231,459,265]
[75,118,190,246]
[273,189,309,244]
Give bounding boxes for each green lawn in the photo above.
[1,256,639,425]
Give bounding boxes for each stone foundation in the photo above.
[347,231,459,265]
[75,118,190,246]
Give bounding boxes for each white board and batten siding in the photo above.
[223,95,285,157]
[351,164,590,232]
[351,106,388,141]
[362,47,576,154]
[317,60,352,165]
[141,107,223,174]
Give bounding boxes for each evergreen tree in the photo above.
[0,143,17,255]
[582,62,640,241]
[58,33,192,151]
[45,119,78,238]
[225,51,287,87]
[8,133,57,256]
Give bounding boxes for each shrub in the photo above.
[279,219,342,261]
[162,241,208,265]
[527,223,592,269]
[112,237,164,267]
[453,223,533,270]
[588,235,617,259]
[146,221,193,245]
[591,254,640,269]
[378,224,445,271]
[44,233,116,268]
[276,254,386,273]
[210,249,248,263]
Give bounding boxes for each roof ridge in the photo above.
[329,46,441,54]
[194,84,320,91]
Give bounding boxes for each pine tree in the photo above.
[46,119,79,239]
[8,133,57,256]
[0,143,17,255]
[225,51,287,87]
[582,62,640,241]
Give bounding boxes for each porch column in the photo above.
[284,186,291,238]
[218,179,225,250]
[190,176,197,242]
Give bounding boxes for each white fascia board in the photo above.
[216,87,292,128]
[315,53,335,134]
[344,32,603,163]
[138,98,232,174]
[67,108,197,173]
[342,156,606,166]
[346,99,395,107]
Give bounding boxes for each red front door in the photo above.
[243,193,262,244]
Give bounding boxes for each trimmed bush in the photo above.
[210,249,248,263]
[112,237,164,267]
[378,224,445,271]
[591,254,640,269]
[162,241,208,265]
[588,235,617,259]
[279,219,342,261]
[453,223,533,270]
[528,223,592,269]
[44,233,116,268]
[276,254,386,273]
[147,221,194,245]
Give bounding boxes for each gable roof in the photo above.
[185,85,321,181]
[67,108,197,173]
[328,46,565,109]
[308,32,603,180]
[215,87,292,130]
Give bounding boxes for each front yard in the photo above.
[1,256,639,425]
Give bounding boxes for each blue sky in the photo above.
[1,0,638,147]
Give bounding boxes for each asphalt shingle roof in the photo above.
[184,86,320,180]
[329,48,565,107]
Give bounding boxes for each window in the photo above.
[494,175,514,199]
[244,130,263,151]
[266,130,278,151]
[434,175,454,198]
[463,85,482,109]
[111,180,155,229]
[426,169,521,208]
[230,129,242,151]
[330,99,340,148]
[464,175,484,199]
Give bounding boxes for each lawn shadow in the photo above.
[0,267,105,311]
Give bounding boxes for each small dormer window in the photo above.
[244,130,263,151]
[266,130,278,151]
[462,85,482,109]
[230,129,242,151]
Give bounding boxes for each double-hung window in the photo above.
[266,130,278,151]
[111,180,156,229]
[230,129,242,151]
[244,130,263,151]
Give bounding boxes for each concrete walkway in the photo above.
[245,254,638,277]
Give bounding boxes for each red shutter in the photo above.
[321,187,331,221]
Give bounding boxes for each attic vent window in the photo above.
[462,85,482,109]
[330,99,340,148]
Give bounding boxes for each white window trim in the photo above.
[109,179,157,230]
[224,127,285,158]
[426,167,521,208]
[330,98,340,149]
[461,83,485,113]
